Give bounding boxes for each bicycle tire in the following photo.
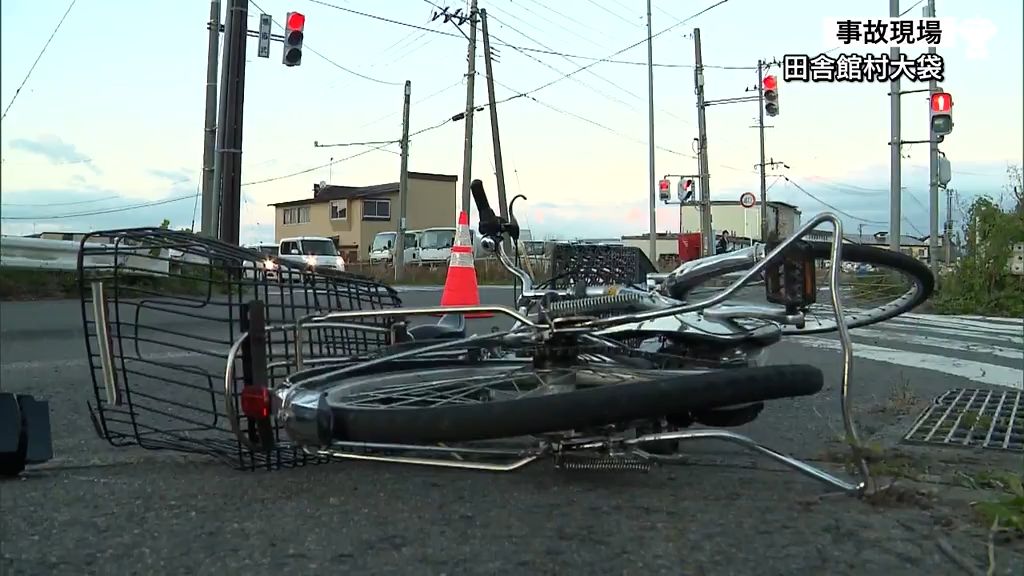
[325,362,823,444]
[782,240,934,334]
[666,240,935,335]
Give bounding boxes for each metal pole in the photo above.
[459,0,479,220]
[218,0,247,245]
[646,0,658,263]
[926,0,940,274]
[394,81,412,282]
[757,59,768,242]
[888,0,902,252]
[480,9,510,251]
[200,0,221,238]
[211,0,233,240]
[945,187,953,264]
[693,28,713,257]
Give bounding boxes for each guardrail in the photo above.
[0,236,170,275]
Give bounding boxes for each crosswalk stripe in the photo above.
[847,327,1024,361]
[793,337,1023,390]
[900,313,1023,329]
[885,316,1024,337]
[864,323,1023,346]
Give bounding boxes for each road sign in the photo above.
[740,192,756,208]
[258,14,272,59]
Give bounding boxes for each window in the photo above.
[329,200,347,220]
[279,241,299,255]
[371,232,397,252]
[419,229,456,249]
[299,239,338,256]
[362,199,391,221]
[282,206,310,225]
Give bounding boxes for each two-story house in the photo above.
[269,172,457,262]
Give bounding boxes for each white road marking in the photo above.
[886,315,1024,337]
[847,327,1024,361]
[793,337,1023,390]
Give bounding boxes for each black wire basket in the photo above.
[77,228,401,471]
[547,243,658,289]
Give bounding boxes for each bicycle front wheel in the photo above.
[315,360,824,444]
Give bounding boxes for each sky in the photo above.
[1,0,1021,244]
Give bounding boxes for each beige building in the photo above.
[680,200,802,242]
[269,172,458,262]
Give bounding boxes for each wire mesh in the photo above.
[547,243,658,289]
[77,228,401,470]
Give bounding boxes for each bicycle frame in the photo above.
[225,212,875,496]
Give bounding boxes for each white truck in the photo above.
[368,230,420,266]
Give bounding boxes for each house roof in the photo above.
[268,171,457,208]
[806,229,936,247]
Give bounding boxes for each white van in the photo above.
[368,230,419,265]
[278,236,346,274]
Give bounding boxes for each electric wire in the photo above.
[2,0,79,122]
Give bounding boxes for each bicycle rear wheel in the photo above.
[317,360,824,444]
[670,240,934,335]
[785,241,934,335]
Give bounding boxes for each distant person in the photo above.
[716,233,728,255]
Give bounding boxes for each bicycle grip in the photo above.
[470,179,494,218]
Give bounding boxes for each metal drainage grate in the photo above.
[903,388,1023,452]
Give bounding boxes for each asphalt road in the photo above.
[2,286,1022,575]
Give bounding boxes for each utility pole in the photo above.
[480,9,510,252]
[459,0,479,221]
[926,0,940,274]
[888,0,902,252]
[394,81,412,282]
[217,0,248,245]
[693,28,713,257]
[646,0,657,262]
[756,59,768,242]
[942,186,950,262]
[200,0,222,238]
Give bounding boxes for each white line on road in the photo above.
[793,337,1023,390]
[868,323,1024,346]
[848,327,1024,360]
[890,314,1024,335]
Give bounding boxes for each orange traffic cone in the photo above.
[439,210,492,318]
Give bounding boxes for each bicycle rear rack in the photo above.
[79,228,401,471]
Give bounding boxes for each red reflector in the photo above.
[240,386,270,419]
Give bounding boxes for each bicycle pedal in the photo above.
[554,453,652,472]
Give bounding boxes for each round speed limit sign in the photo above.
[740,192,756,208]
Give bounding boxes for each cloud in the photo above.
[149,168,195,184]
[0,186,200,236]
[9,135,92,165]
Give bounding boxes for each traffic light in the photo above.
[678,178,695,203]
[930,90,953,136]
[283,11,305,67]
[763,74,779,117]
[659,179,671,202]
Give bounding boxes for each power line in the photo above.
[2,0,79,122]
[308,0,746,69]
[782,172,888,222]
[899,0,927,17]
[240,116,456,187]
[248,0,403,86]
[1,193,198,221]
[1,195,121,207]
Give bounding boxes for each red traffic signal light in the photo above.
[287,12,305,30]
[283,11,305,67]
[930,92,952,113]
[659,179,670,191]
[763,75,779,117]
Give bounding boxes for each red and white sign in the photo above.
[740,192,756,208]
[931,92,952,113]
